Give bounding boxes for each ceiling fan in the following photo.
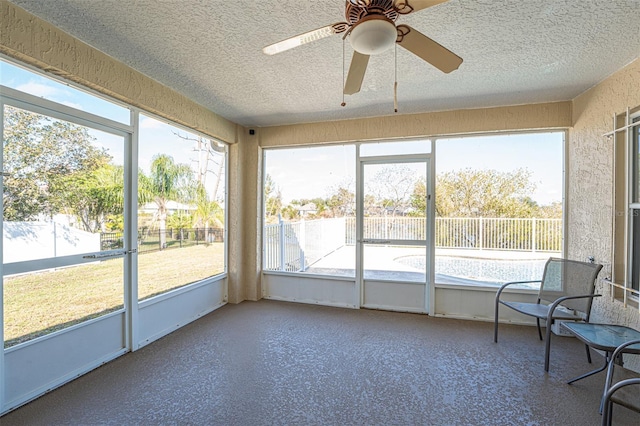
[263,0,463,96]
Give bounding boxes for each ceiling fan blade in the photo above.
[263,23,348,55]
[344,52,371,95]
[395,0,449,14]
[397,25,462,73]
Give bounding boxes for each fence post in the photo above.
[384,214,388,240]
[478,217,483,250]
[300,218,306,272]
[279,215,285,271]
[53,221,57,257]
[532,218,537,252]
[341,217,347,245]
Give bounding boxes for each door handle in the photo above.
[362,239,391,244]
[83,251,126,259]
[83,248,137,259]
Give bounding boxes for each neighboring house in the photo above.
[138,201,197,216]
[297,203,317,217]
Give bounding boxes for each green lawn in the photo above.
[3,243,224,347]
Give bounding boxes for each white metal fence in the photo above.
[435,217,562,252]
[264,217,346,272]
[264,216,562,272]
[345,217,426,242]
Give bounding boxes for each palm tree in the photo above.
[192,184,224,243]
[142,154,194,249]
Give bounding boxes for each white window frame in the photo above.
[627,113,640,296]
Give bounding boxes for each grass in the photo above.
[3,243,224,347]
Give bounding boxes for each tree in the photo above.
[281,204,299,221]
[264,174,282,222]
[140,154,194,248]
[367,165,417,216]
[326,186,355,217]
[63,163,124,233]
[536,201,562,218]
[2,106,111,221]
[167,211,192,241]
[409,180,427,217]
[435,168,537,217]
[192,184,224,232]
[175,132,225,202]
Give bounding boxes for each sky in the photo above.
[265,132,563,206]
[2,58,563,207]
[1,59,225,200]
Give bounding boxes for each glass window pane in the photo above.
[1,59,130,124]
[4,259,124,348]
[363,162,427,240]
[3,105,124,262]
[3,105,125,347]
[434,132,564,287]
[137,114,226,301]
[363,244,426,282]
[263,145,356,277]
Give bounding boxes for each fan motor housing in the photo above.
[345,0,399,24]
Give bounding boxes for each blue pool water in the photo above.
[396,255,546,287]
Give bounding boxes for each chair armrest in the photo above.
[602,377,640,425]
[603,339,640,396]
[495,280,541,301]
[546,294,601,322]
[611,338,640,359]
[604,377,640,396]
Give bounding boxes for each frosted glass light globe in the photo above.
[349,18,397,55]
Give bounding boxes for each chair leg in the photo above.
[602,401,613,426]
[585,344,592,364]
[536,318,543,341]
[494,300,499,343]
[544,321,553,372]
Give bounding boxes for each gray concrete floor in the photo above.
[2,300,638,425]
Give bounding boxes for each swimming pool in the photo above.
[396,255,546,287]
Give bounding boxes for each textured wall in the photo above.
[0,0,239,144]
[260,102,572,147]
[227,129,262,303]
[570,58,640,331]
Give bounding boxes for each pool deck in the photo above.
[303,245,556,286]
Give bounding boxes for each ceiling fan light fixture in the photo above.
[348,17,397,55]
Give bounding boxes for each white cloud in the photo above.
[140,116,165,129]
[60,101,84,111]
[15,81,61,97]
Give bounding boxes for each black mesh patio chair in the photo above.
[601,339,640,426]
[494,257,603,371]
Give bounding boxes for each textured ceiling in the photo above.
[7,0,640,127]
